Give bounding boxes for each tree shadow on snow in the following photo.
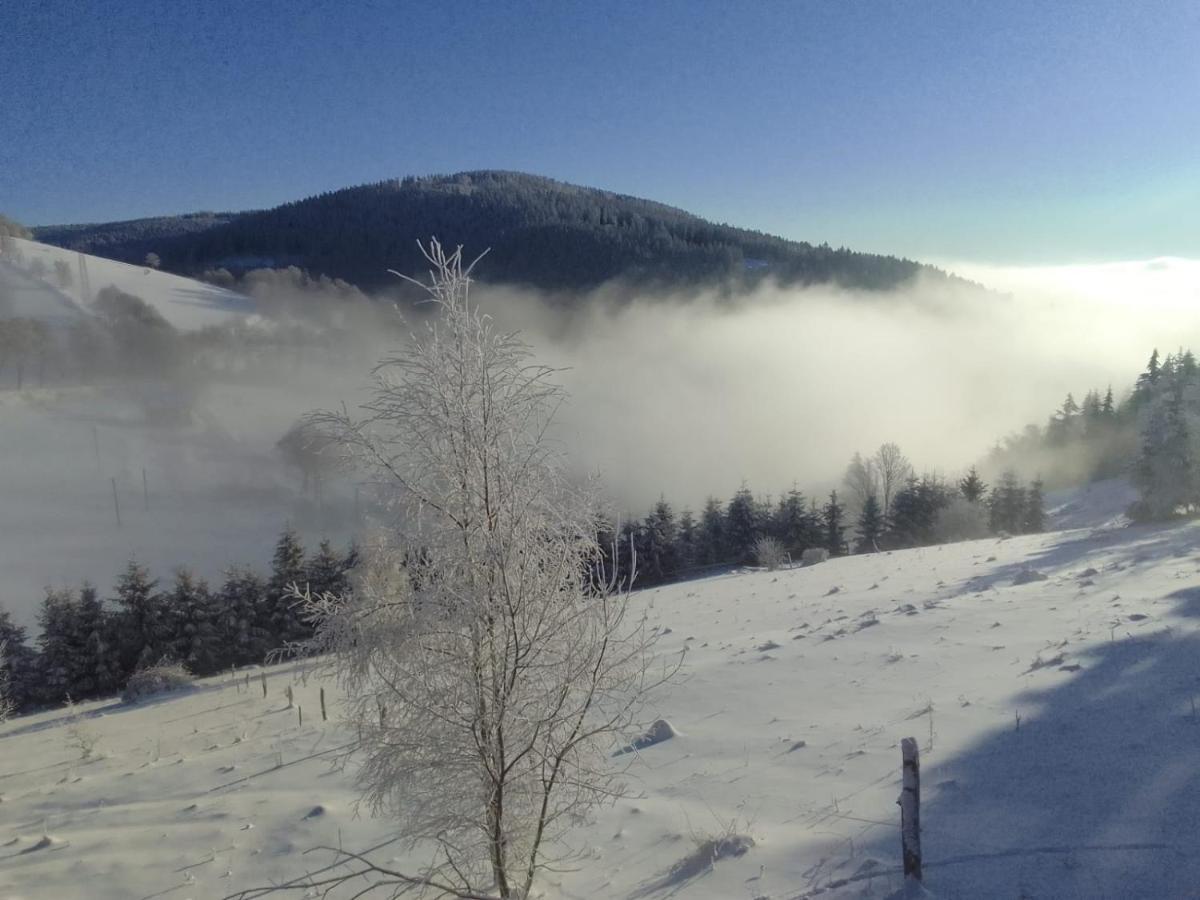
[841,584,1200,899]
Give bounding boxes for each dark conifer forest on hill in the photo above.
[34,170,953,295]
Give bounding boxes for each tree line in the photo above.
[601,444,1046,589]
[0,527,355,715]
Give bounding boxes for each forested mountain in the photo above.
[34,171,944,294]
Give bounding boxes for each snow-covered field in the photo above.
[5,237,251,330]
[5,513,1200,899]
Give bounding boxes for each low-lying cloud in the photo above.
[474,257,1200,513]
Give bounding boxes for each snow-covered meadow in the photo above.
[5,506,1200,899]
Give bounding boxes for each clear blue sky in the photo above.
[3,0,1197,263]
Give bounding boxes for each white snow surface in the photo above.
[4,237,253,330]
[5,518,1200,899]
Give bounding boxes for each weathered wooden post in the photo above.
[320,687,327,722]
[260,672,267,698]
[298,705,303,728]
[286,684,294,709]
[899,737,922,883]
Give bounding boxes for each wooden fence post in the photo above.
[899,736,922,882]
[320,687,327,722]
[260,672,267,698]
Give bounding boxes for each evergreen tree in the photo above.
[675,508,697,571]
[1133,375,1195,519]
[215,567,268,667]
[1102,385,1115,416]
[822,491,847,556]
[69,582,120,699]
[37,587,77,705]
[772,486,817,558]
[112,559,166,675]
[307,538,353,600]
[697,497,725,566]
[854,494,883,554]
[987,471,1027,534]
[0,606,38,712]
[1022,478,1047,533]
[165,569,221,676]
[263,526,309,650]
[724,484,761,564]
[638,498,679,585]
[958,466,987,503]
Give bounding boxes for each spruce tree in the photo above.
[70,582,120,698]
[697,497,725,566]
[307,539,351,600]
[772,486,817,557]
[675,508,697,571]
[216,567,268,667]
[639,498,679,585]
[1022,478,1047,533]
[987,471,1026,534]
[165,569,221,676]
[112,559,165,675]
[822,491,847,556]
[958,466,987,503]
[0,606,38,713]
[854,494,883,553]
[264,526,309,650]
[37,587,77,705]
[724,484,760,564]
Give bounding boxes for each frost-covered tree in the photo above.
[266,241,673,900]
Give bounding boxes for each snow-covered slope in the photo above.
[5,237,252,330]
[5,518,1200,899]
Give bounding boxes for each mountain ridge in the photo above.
[34,170,954,295]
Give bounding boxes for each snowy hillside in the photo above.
[5,517,1200,899]
[4,236,252,330]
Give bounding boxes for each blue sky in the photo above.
[3,0,1197,262]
